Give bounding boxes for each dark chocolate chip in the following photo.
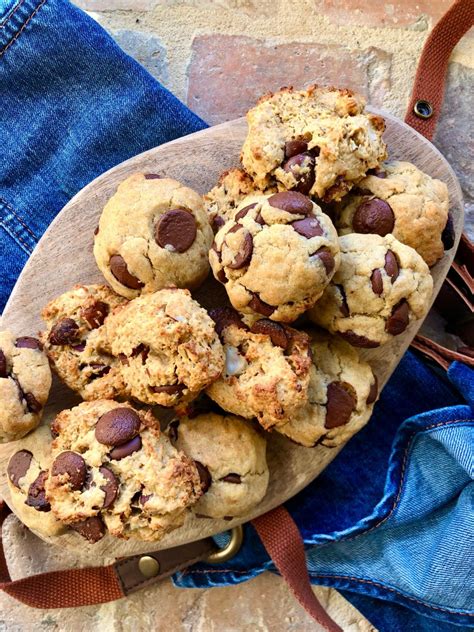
[195,461,212,493]
[88,364,111,379]
[144,173,163,179]
[226,230,253,270]
[292,217,323,239]
[139,492,152,506]
[24,392,42,413]
[367,375,379,405]
[248,293,276,317]
[282,153,315,195]
[0,350,6,378]
[250,319,288,349]
[155,209,197,253]
[370,269,383,295]
[70,516,105,543]
[26,471,51,512]
[72,343,86,352]
[325,381,357,428]
[337,285,350,317]
[110,254,144,290]
[313,247,335,275]
[168,419,179,442]
[441,212,455,251]
[51,452,87,491]
[339,331,380,348]
[220,473,242,484]
[235,203,257,221]
[15,337,42,350]
[384,250,399,283]
[285,139,308,158]
[216,268,228,284]
[352,198,395,236]
[208,307,247,337]
[150,383,185,396]
[367,167,387,178]
[94,225,99,236]
[48,318,80,345]
[8,450,33,487]
[212,215,225,232]
[81,301,109,329]
[118,353,128,365]
[386,299,409,336]
[98,466,119,508]
[109,435,142,460]
[131,343,149,364]
[268,191,313,215]
[95,407,141,446]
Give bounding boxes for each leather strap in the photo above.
[404,0,474,139]
[252,507,343,632]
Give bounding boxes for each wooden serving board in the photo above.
[0,111,463,561]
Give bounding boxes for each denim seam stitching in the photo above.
[0,197,38,242]
[0,220,33,255]
[0,0,27,27]
[0,0,47,56]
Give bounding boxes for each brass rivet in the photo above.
[138,555,160,578]
[206,525,244,564]
[413,99,434,120]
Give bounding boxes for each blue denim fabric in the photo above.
[1,2,473,630]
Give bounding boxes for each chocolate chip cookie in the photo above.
[205,307,312,429]
[276,333,378,448]
[7,426,65,536]
[41,284,128,400]
[46,400,202,542]
[94,174,213,299]
[241,85,387,202]
[308,234,433,347]
[167,413,269,519]
[102,288,225,407]
[335,161,450,267]
[0,330,52,442]
[209,191,340,322]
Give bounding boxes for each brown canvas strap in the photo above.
[404,0,474,139]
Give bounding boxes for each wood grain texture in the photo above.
[0,110,463,560]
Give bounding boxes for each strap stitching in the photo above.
[0,0,47,57]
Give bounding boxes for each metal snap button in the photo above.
[413,100,434,119]
[138,555,160,578]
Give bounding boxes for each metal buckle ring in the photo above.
[206,525,244,564]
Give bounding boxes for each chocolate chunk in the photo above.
[155,209,197,253]
[337,285,350,317]
[88,364,111,379]
[268,191,313,215]
[216,268,228,284]
[131,343,149,364]
[282,153,315,195]
[110,255,144,290]
[0,350,7,378]
[150,383,184,396]
[51,452,87,491]
[212,215,225,232]
[352,198,395,236]
[367,167,387,178]
[226,230,253,270]
[168,419,179,442]
[370,269,383,295]
[325,381,357,428]
[72,343,86,352]
[313,247,335,275]
[250,319,288,349]
[70,516,105,543]
[235,203,257,221]
[144,173,162,179]
[208,307,247,337]
[384,250,399,283]
[386,299,409,336]
[285,139,308,158]
[95,407,141,446]
[98,466,119,508]
[94,225,99,236]
[139,492,152,506]
[118,353,128,365]
[441,212,455,251]
[26,471,51,512]
[195,461,212,493]
[292,217,323,239]
[8,450,33,487]
[15,337,42,350]
[24,392,42,413]
[339,331,380,348]
[248,293,276,317]
[48,318,80,346]
[367,375,379,405]
[220,473,242,484]
[109,435,142,460]
[81,301,109,329]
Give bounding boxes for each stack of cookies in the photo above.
[1,85,451,545]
